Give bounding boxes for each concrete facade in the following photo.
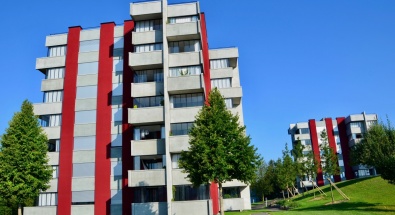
[28,1,248,215]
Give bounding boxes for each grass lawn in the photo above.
[226,176,395,215]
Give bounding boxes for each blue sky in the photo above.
[0,0,394,162]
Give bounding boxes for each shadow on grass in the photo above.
[292,201,395,213]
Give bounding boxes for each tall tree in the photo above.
[251,159,268,201]
[291,138,307,194]
[304,151,319,198]
[281,143,297,198]
[351,119,395,184]
[320,130,340,203]
[0,100,52,215]
[178,88,261,215]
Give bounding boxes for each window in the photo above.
[52,165,59,178]
[74,136,96,150]
[223,187,241,198]
[76,85,98,99]
[78,62,99,75]
[169,40,200,53]
[39,115,61,127]
[79,40,100,52]
[302,139,311,145]
[224,98,233,109]
[366,120,377,128]
[73,163,95,177]
[72,191,94,204]
[169,15,198,24]
[48,139,60,152]
[210,59,230,69]
[48,46,66,57]
[134,96,164,108]
[211,78,231,89]
[134,69,164,83]
[350,122,363,128]
[133,186,167,203]
[172,154,181,169]
[114,37,124,49]
[135,19,162,32]
[171,93,203,108]
[43,90,63,103]
[173,185,209,201]
[75,110,96,124]
[300,128,310,134]
[140,157,163,170]
[169,65,201,77]
[134,125,164,141]
[171,122,194,136]
[134,43,162,53]
[38,192,57,206]
[46,67,65,79]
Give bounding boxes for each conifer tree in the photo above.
[178,88,261,215]
[0,100,52,214]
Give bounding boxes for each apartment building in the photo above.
[288,112,377,187]
[25,1,250,215]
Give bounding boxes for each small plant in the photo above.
[133,105,138,108]
[169,131,173,136]
[223,194,232,199]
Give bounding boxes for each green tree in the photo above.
[281,143,297,198]
[178,88,261,215]
[320,130,340,203]
[304,151,319,198]
[351,119,395,184]
[0,100,53,214]
[251,159,281,200]
[251,159,267,201]
[291,138,307,194]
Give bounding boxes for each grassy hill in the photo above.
[226,176,395,215]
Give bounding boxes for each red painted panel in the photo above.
[122,20,135,215]
[308,119,324,186]
[95,22,115,215]
[58,26,81,215]
[324,118,341,182]
[336,117,354,180]
[200,13,212,102]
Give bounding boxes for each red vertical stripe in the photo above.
[200,13,212,102]
[336,117,354,180]
[95,22,115,215]
[308,119,324,186]
[200,12,219,214]
[324,118,341,182]
[122,20,135,215]
[58,26,81,215]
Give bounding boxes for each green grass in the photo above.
[226,176,395,215]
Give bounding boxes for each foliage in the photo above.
[320,130,340,178]
[276,143,297,198]
[0,100,52,209]
[178,88,261,214]
[351,119,395,184]
[304,150,319,182]
[251,159,281,200]
[291,138,306,180]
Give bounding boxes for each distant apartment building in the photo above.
[288,112,378,187]
[26,1,249,215]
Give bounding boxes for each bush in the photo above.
[277,199,299,209]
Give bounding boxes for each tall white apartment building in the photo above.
[288,112,378,187]
[26,1,250,215]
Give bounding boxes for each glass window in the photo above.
[134,69,164,83]
[135,19,162,32]
[76,85,98,99]
[39,115,61,127]
[73,163,95,177]
[114,37,124,49]
[172,154,181,169]
[48,139,60,152]
[43,90,63,103]
[223,187,241,198]
[133,186,167,203]
[38,192,57,206]
[79,40,100,52]
[72,191,94,204]
[46,67,65,79]
[134,43,163,53]
[171,93,203,108]
[224,98,233,109]
[211,78,231,89]
[300,128,310,134]
[48,46,66,57]
[174,185,209,201]
[169,15,198,24]
[350,122,363,128]
[210,59,230,69]
[78,62,99,75]
[134,96,164,108]
[169,65,201,77]
[170,122,194,136]
[52,165,59,178]
[74,136,96,150]
[75,110,97,124]
[169,40,200,53]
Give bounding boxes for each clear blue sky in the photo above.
[1,0,394,162]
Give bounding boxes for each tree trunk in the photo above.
[219,183,224,215]
[18,204,22,215]
[282,190,285,200]
[330,180,334,204]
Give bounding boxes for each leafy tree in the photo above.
[320,130,340,203]
[178,88,261,215]
[351,119,395,184]
[304,151,319,198]
[251,159,267,201]
[251,159,281,200]
[0,100,53,214]
[281,143,297,198]
[291,138,307,194]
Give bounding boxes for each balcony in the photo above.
[24,207,57,215]
[167,75,203,94]
[131,82,164,98]
[48,152,59,165]
[209,48,238,60]
[46,33,68,47]
[46,179,58,192]
[130,1,162,21]
[42,127,61,139]
[129,51,163,70]
[129,106,164,125]
[33,102,62,116]
[223,180,247,187]
[172,169,190,185]
[132,203,167,215]
[36,56,66,72]
[128,169,165,187]
[132,30,163,45]
[169,135,190,153]
[169,51,201,67]
[167,21,200,41]
[41,79,64,91]
[170,106,201,123]
[218,87,242,99]
[131,139,165,156]
[171,200,213,215]
[168,2,199,17]
[210,68,233,79]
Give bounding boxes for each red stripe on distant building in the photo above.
[308,119,324,186]
[200,12,219,214]
[95,22,115,215]
[58,26,81,215]
[336,117,354,180]
[122,20,135,215]
[200,13,212,102]
[325,118,341,182]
